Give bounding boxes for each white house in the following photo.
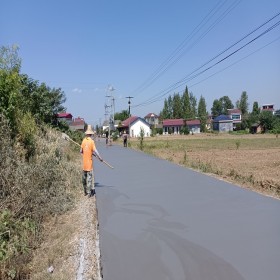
[122,116,151,137]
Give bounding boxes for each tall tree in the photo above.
[237,91,249,115]
[167,95,173,118]
[198,95,207,132]
[172,93,183,118]
[182,86,192,119]
[0,45,21,71]
[189,92,197,119]
[211,99,223,117]
[219,95,233,115]
[160,99,169,119]
[252,101,260,115]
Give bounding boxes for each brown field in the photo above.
[127,133,280,199]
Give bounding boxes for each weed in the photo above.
[235,140,241,150]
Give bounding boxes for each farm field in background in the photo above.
[127,133,280,199]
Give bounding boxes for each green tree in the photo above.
[189,92,197,119]
[0,45,23,136]
[198,95,207,132]
[167,95,173,118]
[182,86,192,119]
[211,99,222,117]
[237,91,249,115]
[0,45,21,72]
[172,93,183,118]
[219,95,233,115]
[252,101,260,115]
[114,110,129,121]
[259,111,274,132]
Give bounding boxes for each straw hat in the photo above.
[85,125,94,135]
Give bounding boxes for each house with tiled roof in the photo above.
[227,108,242,130]
[213,115,233,132]
[69,117,85,132]
[162,119,201,135]
[144,113,160,127]
[261,104,275,114]
[56,112,73,125]
[121,116,151,137]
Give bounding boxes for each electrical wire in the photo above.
[133,14,280,108]
[131,0,241,97]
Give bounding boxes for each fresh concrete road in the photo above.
[94,141,280,280]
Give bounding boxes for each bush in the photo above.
[0,114,80,279]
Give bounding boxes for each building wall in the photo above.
[213,122,233,132]
[130,121,151,137]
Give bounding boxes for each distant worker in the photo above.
[80,125,103,197]
[105,130,109,145]
[123,130,128,147]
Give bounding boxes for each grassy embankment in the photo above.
[0,117,82,279]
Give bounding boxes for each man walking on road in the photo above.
[122,130,128,147]
[80,125,103,197]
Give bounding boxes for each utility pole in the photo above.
[105,85,115,145]
[126,96,134,117]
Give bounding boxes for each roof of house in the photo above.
[144,113,159,118]
[122,116,150,127]
[227,108,241,114]
[213,115,233,122]
[163,119,184,126]
[186,119,201,125]
[70,117,85,126]
[162,119,201,126]
[57,112,73,118]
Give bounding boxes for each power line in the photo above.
[133,13,280,108]
[130,0,241,97]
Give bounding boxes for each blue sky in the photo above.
[1,0,280,126]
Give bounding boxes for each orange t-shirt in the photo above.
[81,137,96,171]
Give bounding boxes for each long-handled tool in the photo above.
[62,133,114,169]
[62,133,81,147]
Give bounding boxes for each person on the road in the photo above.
[80,125,103,197]
[105,130,109,145]
[122,130,128,147]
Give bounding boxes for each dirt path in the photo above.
[29,194,101,280]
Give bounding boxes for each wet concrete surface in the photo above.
[94,141,280,280]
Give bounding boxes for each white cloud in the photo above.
[72,88,82,93]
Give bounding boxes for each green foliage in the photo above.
[173,93,182,118]
[235,140,241,149]
[211,99,223,117]
[180,125,189,135]
[189,92,197,119]
[252,101,260,115]
[114,110,129,121]
[237,91,249,115]
[219,96,234,114]
[112,131,119,141]
[182,86,192,119]
[198,95,207,132]
[0,114,80,278]
[17,112,37,159]
[0,45,21,72]
[259,111,274,132]
[0,210,37,262]
[138,127,145,150]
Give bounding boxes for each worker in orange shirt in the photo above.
[80,125,103,197]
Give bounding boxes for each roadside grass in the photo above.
[127,134,280,199]
[0,116,82,279]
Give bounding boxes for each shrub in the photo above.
[0,114,80,279]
